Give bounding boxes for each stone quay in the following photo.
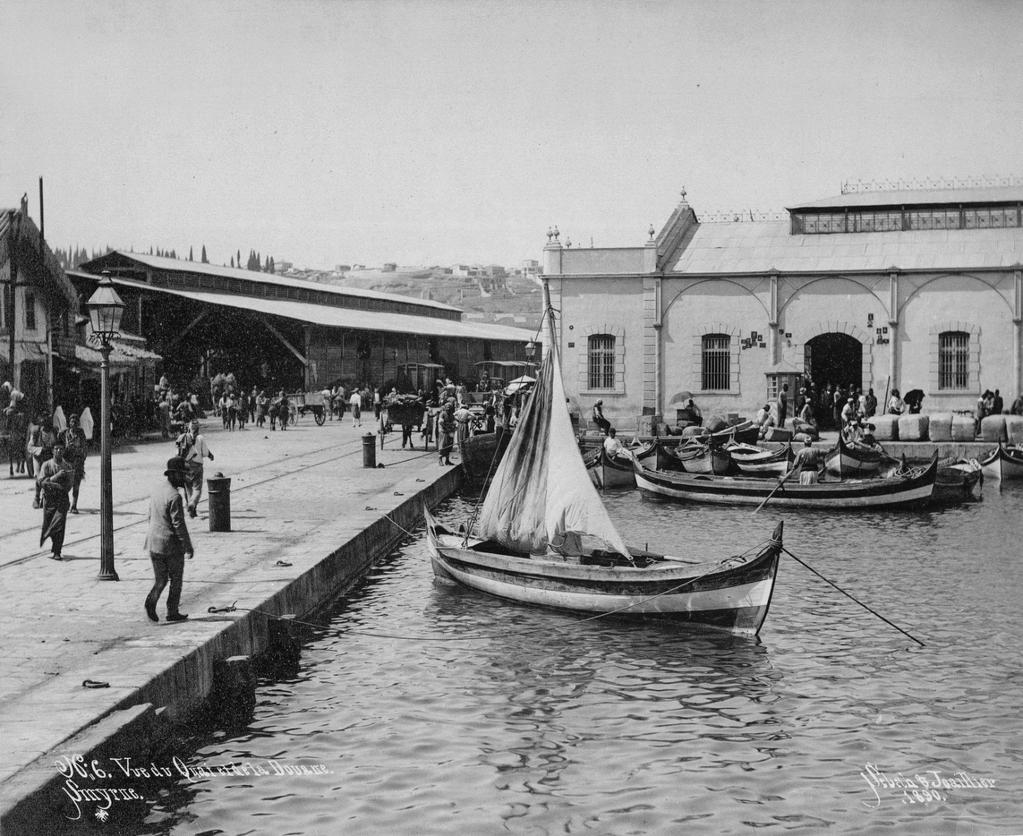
[0,415,459,832]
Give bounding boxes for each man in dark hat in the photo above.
[144,456,194,622]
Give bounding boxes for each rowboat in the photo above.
[669,442,731,474]
[979,443,1023,481]
[934,457,983,503]
[727,443,793,477]
[587,444,654,489]
[824,435,887,478]
[633,453,938,509]
[460,425,512,484]
[425,281,785,635]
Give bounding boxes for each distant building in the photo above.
[334,264,350,273]
[1,197,79,412]
[73,251,534,394]
[276,261,293,272]
[543,184,1023,428]
[522,259,540,279]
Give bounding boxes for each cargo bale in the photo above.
[763,426,793,442]
[898,414,929,441]
[980,414,1008,442]
[950,414,975,441]
[872,414,899,441]
[1006,415,1023,445]
[705,416,728,433]
[928,412,953,442]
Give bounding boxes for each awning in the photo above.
[75,343,150,369]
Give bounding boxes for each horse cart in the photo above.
[289,391,328,425]
[380,398,427,449]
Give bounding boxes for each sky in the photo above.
[3,0,1023,270]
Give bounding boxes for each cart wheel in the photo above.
[314,410,326,426]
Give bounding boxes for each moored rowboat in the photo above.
[633,454,938,509]
[979,443,1023,481]
[824,435,887,478]
[727,443,793,477]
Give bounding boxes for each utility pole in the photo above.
[6,209,18,385]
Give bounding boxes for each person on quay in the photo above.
[144,456,194,623]
[992,389,1004,415]
[677,397,703,428]
[1011,392,1023,416]
[841,396,857,429]
[777,384,790,429]
[58,413,89,514]
[37,441,74,560]
[454,400,473,454]
[591,400,611,434]
[349,388,362,427]
[887,388,904,415]
[30,418,59,507]
[438,399,456,465]
[3,396,29,477]
[176,419,214,518]
[256,389,269,428]
[788,437,822,485]
[277,390,291,431]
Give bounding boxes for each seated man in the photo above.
[676,398,703,428]
[602,427,631,460]
[787,438,822,484]
[755,403,775,438]
[591,400,611,434]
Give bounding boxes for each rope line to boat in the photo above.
[781,546,926,647]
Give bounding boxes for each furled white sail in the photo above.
[475,292,630,557]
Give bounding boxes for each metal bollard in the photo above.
[362,433,377,468]
[206,472,232,531]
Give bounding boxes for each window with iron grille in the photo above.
[587,334,615,390]
[938,331,970,390]
[702,334,731,390]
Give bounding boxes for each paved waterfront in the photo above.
[0,415,452,812]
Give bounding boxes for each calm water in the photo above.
[64,485,1023,834]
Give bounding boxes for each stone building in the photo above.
[542,185,1023,430]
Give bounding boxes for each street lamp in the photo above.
[86,272,125,581]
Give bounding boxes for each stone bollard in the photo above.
[362,433,377,468]
[265,614,302,674]
[206,472,232,532]
[210,655,255,728]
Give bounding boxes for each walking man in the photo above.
[59,413,88,514]
[37,442,74,560]
[144,457,194,622]
[176,419,214,518]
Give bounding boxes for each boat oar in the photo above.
[752,469,792,514]
[782,546,925,647]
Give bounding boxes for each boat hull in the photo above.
[633,457,937,509]
[824,436,886,478]
[729,445,793,477]
[588,447,637,489]
[425,512,783,635]
[979,444,1023,481]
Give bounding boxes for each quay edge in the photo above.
[0,465,462,835]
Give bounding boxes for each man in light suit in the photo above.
[144,457,194,623]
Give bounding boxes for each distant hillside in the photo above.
[284,267,543,330]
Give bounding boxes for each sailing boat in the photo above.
[424,282,784,635]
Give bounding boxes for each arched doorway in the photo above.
[805,333,862,427]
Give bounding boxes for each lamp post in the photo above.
[85,272,125,581]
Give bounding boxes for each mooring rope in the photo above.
[782,545,925,647]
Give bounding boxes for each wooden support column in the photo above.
[888,269,899,393]
[1014,268,1022,397]
[768,273,780,365]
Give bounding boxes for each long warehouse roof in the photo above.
[80,251,462,313]
[86,274,535,342]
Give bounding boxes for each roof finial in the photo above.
[680,186,688,202]
[648,224,656,240]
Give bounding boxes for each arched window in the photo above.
[702,334,731,390]
[938,331,970,390]
[587,334,615,390]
